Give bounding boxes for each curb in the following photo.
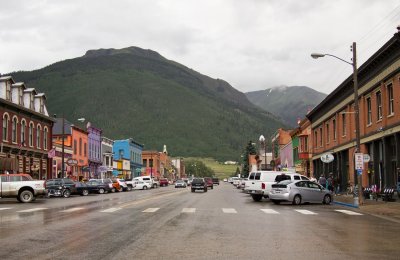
[333,200,359,209]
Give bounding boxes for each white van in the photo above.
[244,171,309,202]
[133,176,157,188]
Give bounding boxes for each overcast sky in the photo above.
[1,0,399,94]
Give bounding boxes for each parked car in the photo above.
[0,173,45,203]
[45,178,86,198]
[132,176,158,188]
[89,178,115,193]
[191,178,207,192]
[244,171,310,202]
[212,178,220,185]
[112,179,130,192]
[159,178,169,187]
[85,180,113,194]
[204,177,214,189]
[269,180,332,205]
[133,181,150,190]
[175,180,187,188]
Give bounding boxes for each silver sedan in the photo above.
[269,180,332,205]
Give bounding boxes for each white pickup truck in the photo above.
[0,173,46,202]
[244,171,309,202]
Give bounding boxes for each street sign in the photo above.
[357,169,363,175]
[66,158,78,166]
[363,154,371,163]
[355,153,364,170]
[321,153,334,163]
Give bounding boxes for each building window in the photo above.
[376,91,382,120]
[36,125,41,149]
[326,123,330,143]
[342,113,346,136]
[84,142,87,157]
[30,95,34,110]
[79,138,82,156]
[2,114,9,141]
[304,136,308,152]
[387,84,394,115]
[74,140,77,154]
[43,127,48,150]
[366,97,372,125]
[29,123,34,147]
[12,117,17,143]
[319,127,322,147]
[314,130,317,148]
[6,82,11,100]
[19,88,24,106]
[332,119,336,141]
[21,120,26,145]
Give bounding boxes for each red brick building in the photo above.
[0,76,54,179]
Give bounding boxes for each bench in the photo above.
[381,188,396,202]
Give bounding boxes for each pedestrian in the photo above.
[318,175,326,187]
[327,173,334,192]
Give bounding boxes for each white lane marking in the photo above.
[142,208,160,213]
[100,208,122,213]
[335,210,363,216]
[60,208,84,213]
[0,208,12,211]
[222,208,237,214]
[17,208,48,213]
[261,209,280,214]
[295,209,318,215]
[182,208,196,213]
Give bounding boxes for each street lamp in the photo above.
[311,42,362,206]
[259,135,266,170]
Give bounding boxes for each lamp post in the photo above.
[259,135,266,170]
[311,42,363,206]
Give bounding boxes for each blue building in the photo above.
[113,138,143,178]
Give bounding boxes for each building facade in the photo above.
[307,31,400,192]
[271,128,292,170]
[113,138,143,179]
[101,136,114,178]
[0,76,54,179]
[87,122,102,178]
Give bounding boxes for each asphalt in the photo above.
[333,192,400,222]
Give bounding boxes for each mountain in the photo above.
[8,47,286,161]
[246,86,327,127]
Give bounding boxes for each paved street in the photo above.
[0,184,399,260]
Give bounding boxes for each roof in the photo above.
[11,82,25,88]
[35,93,47,99]
[0,76,13,82]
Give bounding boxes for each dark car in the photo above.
[85,180,112,194]
[212,178,220,185]
[191,178,207,193]
[45,178,88,197]
[204,177,213,189]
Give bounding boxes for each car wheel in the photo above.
[127,186,132,191]
[111,188,116,193]
[63,189,71,198]
[293,195,302,205]
[98,188,105,194]
[19,190,34,203]
[251,194,262,202]
[191,189,195,192]
[272,200,281,205]
[323,194,332,205]
[81,189,89,196]
[143,186,148,190]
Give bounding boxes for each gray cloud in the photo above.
[0,0,399,94]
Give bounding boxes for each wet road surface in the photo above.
[0,183,399,259]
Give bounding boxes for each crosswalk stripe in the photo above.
[295,209,318,215]
[142,208,160,213]
[335,210,363,216]
[0,208,12,211]
[100,208,122,213]
[60,208,84,213]
[261,209,280,214]
[222,208,237,214]
[182,208,196,213]
[17,208,48,213]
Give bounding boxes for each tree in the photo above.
[185,160,215,177]
[242,141,257,178]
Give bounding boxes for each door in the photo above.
[307,181,325,202]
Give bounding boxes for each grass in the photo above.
[184,157,239,180]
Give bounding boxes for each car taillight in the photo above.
[262,183,265,189]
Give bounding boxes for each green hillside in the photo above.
[9,47,286,161]
[246,86,327,127]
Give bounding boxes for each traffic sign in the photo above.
[363,154,371,163]
[321,153,334,163]
[355,153,363,170]
[357,169,363,175]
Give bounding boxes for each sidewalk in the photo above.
[333,193,400,222]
